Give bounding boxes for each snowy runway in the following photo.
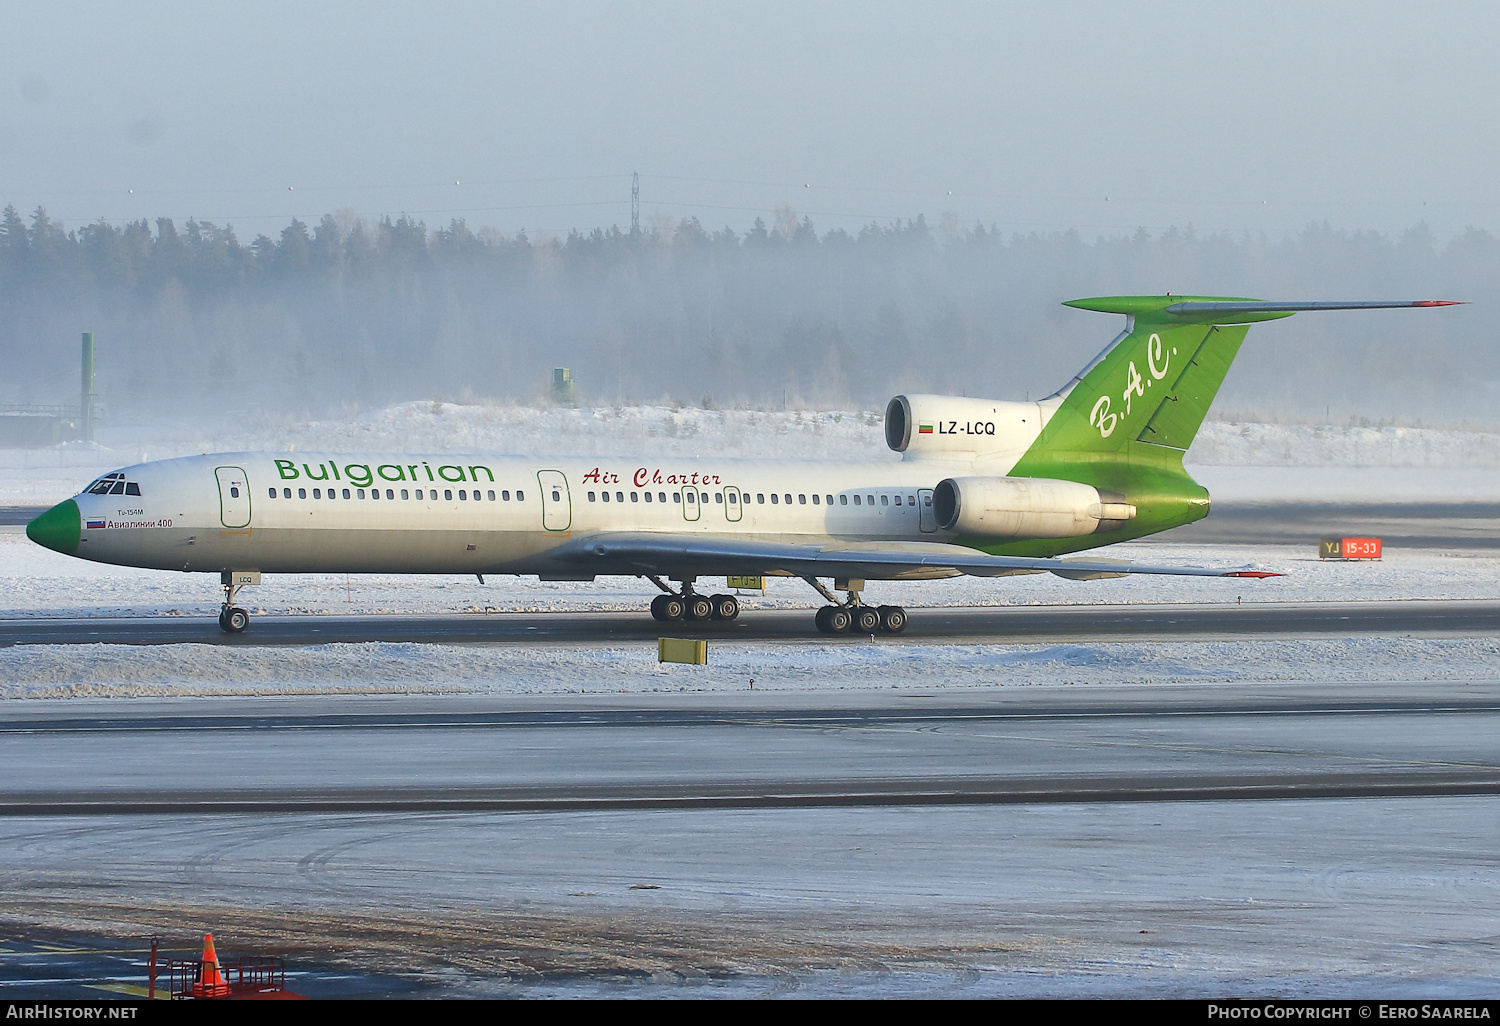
[3,685,1499,997]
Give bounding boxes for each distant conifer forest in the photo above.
[0,202,1493,425]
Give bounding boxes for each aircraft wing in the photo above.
[548,532,1279,581]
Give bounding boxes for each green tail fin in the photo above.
[1016,295,1460,465]
[994,294,1459,556]
[1018,295,1278,469]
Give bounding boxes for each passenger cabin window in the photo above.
[618,492,625,502]
[550,489,559,501]
[811,494,819,505]
[230,486,240,498]
[400,489,408,499]
[853,495,861,506]
[757,494,765,503]
[588,491,596,502]
[799,494,806,504]
[658,492,665,502]
[881,495,889,506]
[770,493,778,504]
[298,488,307,498]
[630,491,638,502]
[342,489,351,499]
[840,494,848,505]
[517,491,524,501]
[268,488,276,498]
[446,489,455,500]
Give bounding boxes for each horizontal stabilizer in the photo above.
[1064,295,1464,325]
[1166,300,1464,314]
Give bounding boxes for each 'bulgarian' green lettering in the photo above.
[275,459,299,480]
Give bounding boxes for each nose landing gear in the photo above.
[218,570,254,633]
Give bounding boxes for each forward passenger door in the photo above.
[214,466,251,529]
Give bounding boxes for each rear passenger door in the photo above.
[722,486,743,522]
[536,470,572,531]
[918,487,937,533]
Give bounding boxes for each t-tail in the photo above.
[995,295,1463,554]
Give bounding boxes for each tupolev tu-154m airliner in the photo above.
[26,295,1460,634]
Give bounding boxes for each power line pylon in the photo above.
[631,171,640,234]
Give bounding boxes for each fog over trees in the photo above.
[1,203,1493,426]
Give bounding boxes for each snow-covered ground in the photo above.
[5,636,1498,701]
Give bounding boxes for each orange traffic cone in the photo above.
[191,933,232,998]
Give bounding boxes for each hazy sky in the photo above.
[5,1,1499,240]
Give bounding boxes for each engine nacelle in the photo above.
[885,394,1048,465]
[932,476,1137,538]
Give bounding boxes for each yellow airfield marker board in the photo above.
[658,638,708,665]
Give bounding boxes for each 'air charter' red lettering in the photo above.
[588,466,723,488]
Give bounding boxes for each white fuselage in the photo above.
[72,451,992,579]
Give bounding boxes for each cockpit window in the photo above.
[86,473,141,496]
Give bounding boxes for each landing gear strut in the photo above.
[805,577,907,635]
[645,576,739,622]
[218,571,250,633]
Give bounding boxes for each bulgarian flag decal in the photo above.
[918,423,933,434]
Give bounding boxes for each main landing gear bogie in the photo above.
[649,590,739,622]
[815,603,907,635]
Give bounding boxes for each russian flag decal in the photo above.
[86,519,106,529]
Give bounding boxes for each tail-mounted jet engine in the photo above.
[932,476,1136,539]
[885,394,1049,463]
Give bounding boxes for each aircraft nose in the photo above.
[26,499,81,556]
